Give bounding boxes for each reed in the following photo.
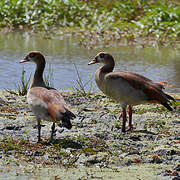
[44,63,54,88]
[73,63,93,97]
[6,65,54,96]
[6,67,31,96]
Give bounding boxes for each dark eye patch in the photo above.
[100,53,104,58]
[29,52,35,57]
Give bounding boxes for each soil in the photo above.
[0,90,179,180]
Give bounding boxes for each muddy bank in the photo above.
[0,90,179,179]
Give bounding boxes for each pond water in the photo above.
[0,32,179,93]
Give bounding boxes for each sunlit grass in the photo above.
[72,63,93,97]
[5,67,31,96]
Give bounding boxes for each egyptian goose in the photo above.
[88,52,175,132]
[20,51,76,142]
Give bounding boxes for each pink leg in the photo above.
[127,105,133,131]
[118,112,122,120]
[37,118,41,142]
[50,122,55,141]
[122,107,127,132]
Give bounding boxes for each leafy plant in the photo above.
[0,0,180,47]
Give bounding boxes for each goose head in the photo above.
[19,51,46,88]
[20,51,46,66]
[88,52,115,72]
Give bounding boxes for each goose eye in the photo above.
[100,53,104,58]
[29,53,35,57]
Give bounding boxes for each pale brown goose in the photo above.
[88,52,175,132]
[20,51,75,142]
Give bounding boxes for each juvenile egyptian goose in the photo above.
[88,52,175,132]
[20,51,76,142]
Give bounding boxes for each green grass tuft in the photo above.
[73,63,93,97]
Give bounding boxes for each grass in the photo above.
[6,60,94,97]
[16,68,31,96]
[44,63,54,88]
[5,67,31,96]
[6,64,54,96]
[73,63,93,97]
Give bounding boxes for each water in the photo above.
[0,32,179,93]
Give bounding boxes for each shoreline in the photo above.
[1,28,180,49]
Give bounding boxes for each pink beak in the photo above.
[88,59,97,65]
[19,57,29,63]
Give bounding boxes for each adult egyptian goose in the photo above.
[88,52,175,132]
[20,51,76,142]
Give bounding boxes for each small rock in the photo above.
[129,136,141,141]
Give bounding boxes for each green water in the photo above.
[0,32,179,93]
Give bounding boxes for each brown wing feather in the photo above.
[114,70,167,90]
[47,103,63,121]
[29,87,75,120]
[106,71,175,110]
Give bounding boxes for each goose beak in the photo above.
[19,57,30,63]
[88,59,98,65]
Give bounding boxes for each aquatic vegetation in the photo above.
[5,64,54,96]
[73,63,93,97]
[5,67,31,96]
[44,63,54,88]
[0,0,180,47]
